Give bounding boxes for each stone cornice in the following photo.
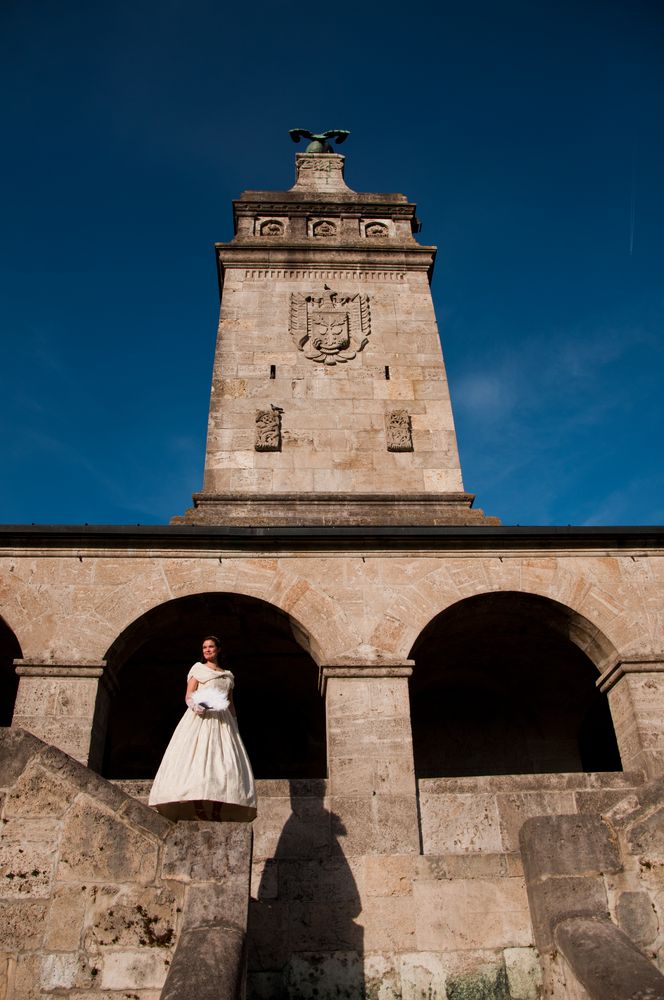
[1,524,664,555]
[234,193,413,209]
[215,245,436,266]
[181,491,496,528]
[233,201,417,216]
[215,246,437,288]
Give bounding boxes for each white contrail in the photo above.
[629,149,636,257]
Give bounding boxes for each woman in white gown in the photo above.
[148,636,257,821]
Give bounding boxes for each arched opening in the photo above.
[409,591,621,777]
[0,617,21,727]
[101,593,325,780]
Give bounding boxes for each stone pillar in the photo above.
[12,659,110,767]
[599,657,664,779]
[321,663,419,855]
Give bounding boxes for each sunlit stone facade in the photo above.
[1,151,663,1000]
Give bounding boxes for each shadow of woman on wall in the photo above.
[247,779,364,999]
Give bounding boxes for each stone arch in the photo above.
[99,592,325,781]
[60,561,346,668]
[371,557,638,670]
[0,615,22,726]
[408,591,621,778]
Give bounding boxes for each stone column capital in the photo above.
[12,659,111,766]
[14,659,107,678]
[318,661,414,696]
[597,656,664,694]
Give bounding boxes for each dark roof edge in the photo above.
[1,524,663,552]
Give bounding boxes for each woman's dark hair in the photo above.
[202,635,221,648]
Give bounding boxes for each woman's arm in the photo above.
[185,677,205,715]
[228,688,237,718]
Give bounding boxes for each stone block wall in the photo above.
[110,770,662,999]
[0,729,252,1000]
[247,779,541,999]
[27,761,662,999]
[245,770,663,998]
[3,536,664,997]
[203,268,465,499]
[418,771,642,855]
[520,778,664,999]
[196,153,470,509]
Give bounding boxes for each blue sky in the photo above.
[1,0,662,526]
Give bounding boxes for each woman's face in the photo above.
[202,639,219,662]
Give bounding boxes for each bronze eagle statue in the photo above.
[289,129,350,153]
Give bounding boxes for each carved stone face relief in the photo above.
[259,219,285,237]
[365,221,389,238]
[311,219,337,237]
[386,410,413,451]
[290,288,372,365]
[255,405,283,451]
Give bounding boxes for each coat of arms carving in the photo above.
[290,288,371,365]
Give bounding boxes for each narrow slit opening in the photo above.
[385,366,390,380]
[270,365,276,379]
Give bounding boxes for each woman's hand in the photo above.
[185,675,207,715]
[186,696,206,716]
[185,677,204,714]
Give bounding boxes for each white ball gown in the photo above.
[148,663,257,821]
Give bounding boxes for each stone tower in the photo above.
[176,150,498,526]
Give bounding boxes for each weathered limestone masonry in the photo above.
[2,147,664,999]
[173,151,498,527]
[11,662,108,770]
[520,778,664,999]
[0,728,252,1000]
[2,527,664,998]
